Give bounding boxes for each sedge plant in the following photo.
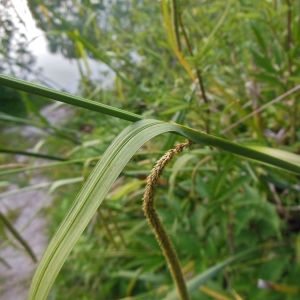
[1,0,300,299]
[0,73,300,300]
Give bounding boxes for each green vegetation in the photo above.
[1,0,300,299]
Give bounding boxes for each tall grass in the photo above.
[1,0,300,299]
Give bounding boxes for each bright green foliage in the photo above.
[1,0,300,299]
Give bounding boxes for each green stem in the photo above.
[179,16,209,133]
[0,211,37,262]
[143,140,193,300]
[171,0,181,51]
[0,147,67,161]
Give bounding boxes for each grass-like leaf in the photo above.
[28,119,300,299]
[0,146,67,161]
[0,211,37,263]
[0,158,86,177]
[0,74,143,122]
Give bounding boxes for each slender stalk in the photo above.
[0,211,37,263]
[180,16,208,105]
[161,0,195,80]
[286,0,292,53]
[179,16,210,133]
[171,0,181,51]
[97,209,119,250]
[103,201,127,248]
[292,96,297,143]
[227,216,235,255]
[143,140,193,300]
[0,147,67,161]
[221,84,300,134]
[285,0,297,143]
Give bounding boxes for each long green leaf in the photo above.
[28,119,300,300]
[0,111,44,127]
[0,74,143,122]
[0,211,37,263]
[0,178,82,199]
[0,182,51,198]
[0,158,86,177]
[0,147,67,161]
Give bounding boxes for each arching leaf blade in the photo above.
[28,119,300,300]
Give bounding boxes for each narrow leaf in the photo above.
[0,74,144,122]
[28,119,300,300]
[0,211,37,262]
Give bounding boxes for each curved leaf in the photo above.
[28,119,300,300]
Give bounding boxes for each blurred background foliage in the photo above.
[1,0,300,299]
